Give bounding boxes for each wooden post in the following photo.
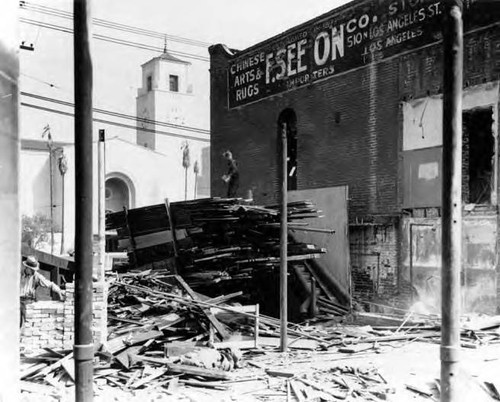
[441,2,463,402]
[164,198,179,275]
[280,122,288,352]
[73,0,94,400]
[309,277,317,318]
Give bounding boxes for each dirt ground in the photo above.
[20,340,500,402]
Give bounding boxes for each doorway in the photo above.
[462,107,494,204]
[105,177,130,213]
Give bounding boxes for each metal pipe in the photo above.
[60,170,65,254]
[98,129,106,281]
[73,0,94,400]
[49,143,54,254]
[441,2,463,401]
[280,122,288,352]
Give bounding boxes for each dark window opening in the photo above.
[462,108,494,204]
[169,74,179,92]
[277,108,298,191]
[146,75,152,91]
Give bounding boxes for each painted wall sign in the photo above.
[227,0,496,108]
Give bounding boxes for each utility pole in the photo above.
[441,2,463,402]
[280,122,288,352]
[74,0,94,400]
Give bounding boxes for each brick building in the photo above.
[209,0,500,313]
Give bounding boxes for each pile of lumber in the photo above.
[105,197,327,272]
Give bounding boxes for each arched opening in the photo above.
[105,177,130,213]
[277,108,298,191]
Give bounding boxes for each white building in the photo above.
[20,50,210,254]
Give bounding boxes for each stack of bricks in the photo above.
[20,301,65,352]
[20,282,108,354]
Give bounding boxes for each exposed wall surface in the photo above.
[400,214,498,314]
[350,220,401,309]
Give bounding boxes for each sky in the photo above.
[94,0,351,50]
[19,0,351,143]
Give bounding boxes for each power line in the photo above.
[21,91,210,136]
[20,17,209,62]
[21,102,210,143]
[20,1,211,48]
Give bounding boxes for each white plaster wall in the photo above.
[20,150,51,217]
[403,82,499,151]
[158,61,191,94]
[20,138,196,253]
[155,134,210,200]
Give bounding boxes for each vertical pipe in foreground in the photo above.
[73,1,94,400]
[441,2,463,402]
[98,129,106,281]
[280,123,288,352]
[0,1,20,398]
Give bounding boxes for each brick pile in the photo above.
[20,282,108,353]
[20,301,64,352]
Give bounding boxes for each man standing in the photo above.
[222,150,239,198]
[20,255,65,328]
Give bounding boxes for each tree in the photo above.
[193,160,199,199]
[181,141,191,200]
[21,213,54,249]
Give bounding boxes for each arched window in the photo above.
[277,108,298,191]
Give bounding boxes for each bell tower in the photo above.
[136,48,192,151]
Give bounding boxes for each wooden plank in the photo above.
[205,291,243,305]
[290,380,306,402]
[131,368,168,389]
[213,336,318,350]
[175,275,231,340]
[133,230,173,250]
[107,330,163,355]
[126,330,164,347]
[21,243,74,271]
[20,363,48,379]
[20,380,59,395]
[266,369,295,378]
[61,358,75,382]
[33,352,74,379]
[166,363,232,380]
[164,198,179,274]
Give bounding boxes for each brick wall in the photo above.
[210,46,400,216]
[20,282,107,353]
[349,219,401,310]
[210,20,500,311]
